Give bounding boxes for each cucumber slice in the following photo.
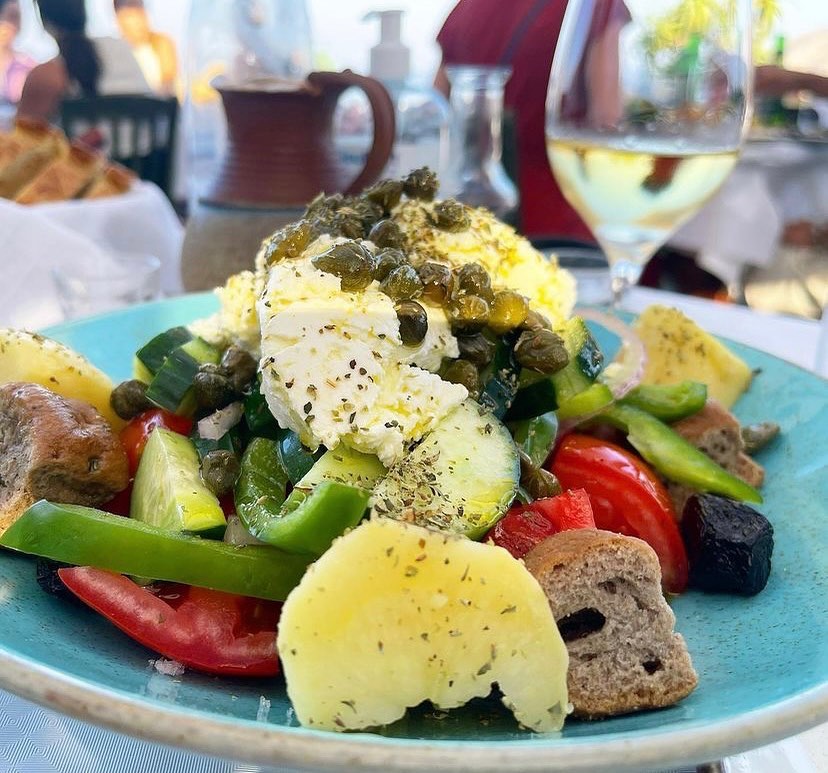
[145,337,221,415]
[372,400,519,539]
[136,326,193,375]
[292,445,385,493]
[131,427,226,537]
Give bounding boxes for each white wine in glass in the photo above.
[546,0,753,304]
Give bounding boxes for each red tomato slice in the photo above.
[487,489,595,559]
[59,567,281,676]
[549,434,689,594]
[120,409,193,476]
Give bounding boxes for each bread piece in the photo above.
[15,141,104,204]
[666,400,765,515]
[82,162,135,199]
[0,382,129,536]
[524,529,698,718]
[0,118,67,199]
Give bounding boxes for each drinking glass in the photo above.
[546,0,753,305]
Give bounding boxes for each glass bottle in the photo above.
[444,66,518,222]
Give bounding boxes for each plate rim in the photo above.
[1,294,826,771]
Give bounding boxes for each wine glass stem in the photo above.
[604,250,648,309]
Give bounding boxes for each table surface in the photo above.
[1,287,825,773]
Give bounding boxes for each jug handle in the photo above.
[309,70,396,195]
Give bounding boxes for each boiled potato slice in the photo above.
[278,517,569,733]
[634,305,752,408]
[0,329,123,428]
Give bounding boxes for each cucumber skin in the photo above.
[131,428,226,536]
[145,337,221,416]
[136,326,193,375]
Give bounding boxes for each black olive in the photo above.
[513,328,569,374]
[110,379,153,420]
[447,294,490,333]
[431,200,471,232]
[403,167,439,201]
[442,359,480,397]
[396,300,429,346]
[311,241,376,291]
[456,333,496,367]
[488,290,529,334]
[417,261,454,304]
[368,218,405,249]
[261,220,315,266]
[201,450,241,496]
[193,369,237,412]
[454,262,493,302]
[373,248,408,281]
[363,180,404,213]
[220,346,258,392]
[380,265,424,301]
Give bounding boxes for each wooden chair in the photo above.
[60,95,179,198]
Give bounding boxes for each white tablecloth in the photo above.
[0,182,183,331]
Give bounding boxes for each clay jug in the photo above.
[181,70,395,291]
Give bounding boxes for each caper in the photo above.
[513,328,569,374]
[488,290,529,334]
[329,213,366,240]
[456,333,495,367]
[454,262,493,302]
[432,199,471,232]
[201,449,241,496]
[380,265,424,301]
[741,421,780,454]
[373,248,408,281]
[519,451,563,499]
[396,300,429,346]
[417,261,454,304]
[311,241,376,291]
[220,345,258,392]
[368,218,405,249]
[520,309,552,331]
[193,369,237,412]
[110,379,153,420]
[447,294,490,333]
[442,359,480,397]
[402,167,438,201]
[363,180,404,213]
[261,220,315,266]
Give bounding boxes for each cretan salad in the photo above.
[0,169,778,733]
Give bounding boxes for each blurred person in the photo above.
[17,0,150,123]
[114,0,178,96]
[0,0,34,104]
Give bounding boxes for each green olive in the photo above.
[368,219,405,250]
[311,241,376,291]
[261,220,315,266]
[513,328,569,374]
[417,261,454,304]
[402,167,438,201]
[488,290,529,334]
[432,200,471,232]
[193,369,237,412]
[442,359,480,397]
[373,248,408,281]
[201,449,241,496]
[396,300,429,346]
[220,346,258,392]
[110,379,152,420]
[380,265,424,301]
[456,333,495,367]
[363,180,404,213]
[447,294,490,333]
[454,262,493,302]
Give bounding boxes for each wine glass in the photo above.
[546,0,753,305]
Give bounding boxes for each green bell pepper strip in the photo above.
[619,381,707,422]
[0,501,311,601]
[508,411,558,468]
[235,437,370,556]
[601,404,763,504]
[277,429,321,485]
[243,384,280,439]
[555,382,614,421]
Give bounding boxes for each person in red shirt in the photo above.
[435,0,598,242]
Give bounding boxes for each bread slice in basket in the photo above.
[0,118,67,199]
[523,528,697,718]
[15,141,104,204]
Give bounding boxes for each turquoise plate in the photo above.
[0,294,826,772]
